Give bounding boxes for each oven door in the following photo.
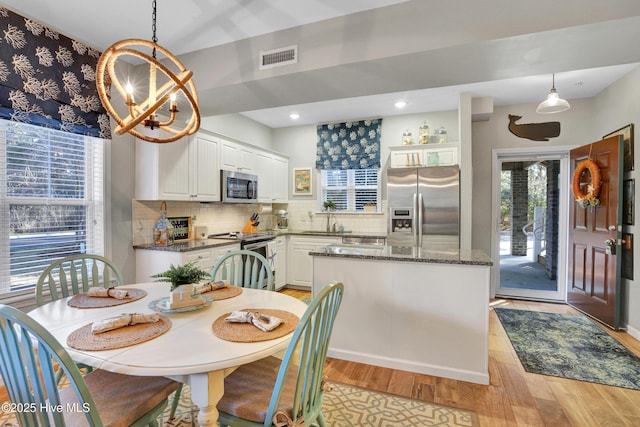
[243,239,280,289]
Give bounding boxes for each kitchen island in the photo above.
[310,244,492,384]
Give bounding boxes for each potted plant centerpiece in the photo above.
[152,262,209,291]
[152,262,211,310]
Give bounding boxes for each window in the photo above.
[0,120,105,294]
[320,168,380,212]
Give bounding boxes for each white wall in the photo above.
[200,113,274,150]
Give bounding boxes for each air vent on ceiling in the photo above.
[259,45,298,70]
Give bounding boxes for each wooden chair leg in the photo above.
[168,383,183,419]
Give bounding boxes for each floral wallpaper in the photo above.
[0,6,111,138]
[316,118,382,170]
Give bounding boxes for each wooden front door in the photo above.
[568,135,623,329]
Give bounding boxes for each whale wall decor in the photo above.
[508,114,561,141]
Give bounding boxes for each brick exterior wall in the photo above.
[510,167,529,256]
[544,160,560,280]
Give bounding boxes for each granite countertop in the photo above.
[310,244,493,266]
[133,239,238,252]
[281,230,387,239]
[133,229,388,252]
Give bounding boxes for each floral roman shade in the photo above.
[316,118,382,170]
[0,6,111,138]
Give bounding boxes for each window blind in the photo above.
[0,120,105,294]
[321,168,379,212]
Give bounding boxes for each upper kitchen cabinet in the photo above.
[135,133,220,201]
[388,142,459,168]
[255,151,289,203]
[220,139,256,173]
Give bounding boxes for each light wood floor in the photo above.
[283,289,640,427]
[3,290,640,426]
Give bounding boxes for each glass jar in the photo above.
[437,126,448,144]
[402,129,414,145]
[419,122,430,144]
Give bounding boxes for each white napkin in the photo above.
[91,313,160,334]
[194,280,230,294]
[87,286,129,300]
[225,310,283,332]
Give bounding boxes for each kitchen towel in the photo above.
[91,312,160,334]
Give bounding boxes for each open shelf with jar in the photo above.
[388,142,459,168]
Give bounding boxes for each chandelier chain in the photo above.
[151,0,158,58]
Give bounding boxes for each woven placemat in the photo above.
[67,316,171,351]
[202,286,242,300]
[67,288,148,309]
[212,309,299,343]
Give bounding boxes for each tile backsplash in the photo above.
[132,199,387,245]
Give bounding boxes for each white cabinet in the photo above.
[220,140,255,173]
[388,143,459,168]
[287,236,340,289]
[135,243,240,283]
[256,152,289,203]
[273,236,287,289]
[135,133,220,201]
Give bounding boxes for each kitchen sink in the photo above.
[341,236,385,246]
[301,230,352,234]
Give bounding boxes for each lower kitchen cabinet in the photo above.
[286,236,340,289]
[135,243,240,283]
[273,236,287,290]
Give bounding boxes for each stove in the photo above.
[208,231,275,244]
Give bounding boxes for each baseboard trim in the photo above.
[327,348,490,385]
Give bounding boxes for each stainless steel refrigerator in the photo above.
[387,166,460,249]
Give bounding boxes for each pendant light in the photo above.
[536,73,570,114]
[96,0,200,143]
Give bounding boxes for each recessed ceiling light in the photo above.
[394,101,407,109]
[289,113,300,120]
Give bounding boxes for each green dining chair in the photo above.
[210,250,274,291]
[36,254,124,306]
[216,282,344,427]
[0,304,179,427]
[34,254,124,385]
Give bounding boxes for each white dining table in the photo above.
[27,282,308,426]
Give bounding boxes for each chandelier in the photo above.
[96,0,200,143]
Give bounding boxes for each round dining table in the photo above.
[28,282,308,426]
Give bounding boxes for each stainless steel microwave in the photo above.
[221,170,258,203]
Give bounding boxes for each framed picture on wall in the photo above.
[603,123,634,171]
[623,179,634,225]
[293,167,313,195]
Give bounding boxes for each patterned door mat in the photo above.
[495,307,640,390]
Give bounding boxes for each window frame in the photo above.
[0,120,106,296]
[319,168,381,213]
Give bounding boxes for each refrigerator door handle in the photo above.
[413,193,419,246]
[417,193,424,247]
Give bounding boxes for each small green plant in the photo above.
[152,262,209,290]
[323,200,336,211]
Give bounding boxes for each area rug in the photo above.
[495,308,640,390]
[0,381,477,426]
[157,382,478,427]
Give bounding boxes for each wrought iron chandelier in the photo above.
[96,0,200,143]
